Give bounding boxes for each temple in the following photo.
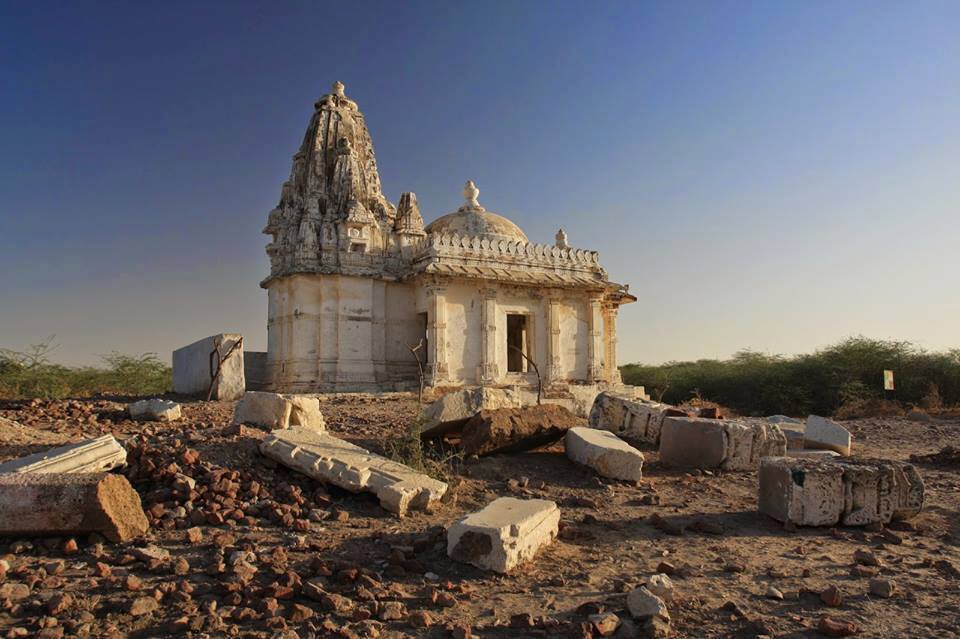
[261,82,635,394]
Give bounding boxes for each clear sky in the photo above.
[2,1,958,367]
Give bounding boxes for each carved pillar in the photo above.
[426,286,448,384]
[480,287,499,384]
[544,292,562,384]
[603,301,620,383]
[587,295,604,382]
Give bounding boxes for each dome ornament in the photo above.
[332,81,346,97]
[462,180,483,210]
[555,228,569,249]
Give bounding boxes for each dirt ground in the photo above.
[0,394,958,639]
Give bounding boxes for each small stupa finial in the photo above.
[555,228,569,249]
[332,81,345,97]
[463,180,480,209]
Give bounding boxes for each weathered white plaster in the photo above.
[172,334,245,400]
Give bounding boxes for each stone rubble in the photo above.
[804,415,853,456]
[446,497,559,573]
[128,398,181,422]
[758,456,924,527]
[589,391,670,445]
[259,428,446,516]
[659,417,787,470]
[421,387,521,436]
[233,391,325,431]
[0,435,126,474]
[564,427,644,481]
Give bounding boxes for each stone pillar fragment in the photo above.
[0,435,126,474]
[426,286,448,385]
[565,427,644,481]
[544,294,562,384]
[480,288,499,384]
[587,296,604,382]
[0,473,149,542]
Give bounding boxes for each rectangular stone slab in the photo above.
[565,427,644,481]
[447,497,559,573]
[172,333,245,400]
[259,428,446,516]
[589,392,669,445]
[659,417,787,470]
[234,392,325,432]
[0,435,126,474]
[759,456,924,527]
[0,473,149,542]
[805,415,852,456]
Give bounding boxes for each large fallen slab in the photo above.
[172,333,245,400]
[129,399,181,422]
[233,391,325,432]
[259,428,446,516]
[589,392,671,445]
[459,404,581,456]
[805,415,852,456]
[759,456,924,527]
[0,473,149,542]
[0,435,126,474]
[659,417,787,471]
[565,427,644,481]
[421,387,521,437]
[447,497,559,573]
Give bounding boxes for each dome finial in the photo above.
[463,180,481,209]
[332,81,345,97]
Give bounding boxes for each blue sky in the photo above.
[2,1,958,366]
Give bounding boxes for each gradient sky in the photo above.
[2,1,959,367]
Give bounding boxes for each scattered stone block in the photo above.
[233,391,325,431]
[626,586,669,620]
[0,473,149,542]
[459,404,581,456]
[421,387,520,436]
[782,428,805,450]
[805,415,852,456]
[644,573,674,602]
[129,399,181,422]
[0,435,126,474]
[564,427,644,481]
[589,392,670,445]
[172,333,245,400]
[787,449,840,459]
[259,428,446,516]
[446,497,559,573]
[758,456,924,527]
[659,417,786,471]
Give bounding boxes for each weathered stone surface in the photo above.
[626,586,669,620]
[172,333,245,400]
[0,473,148,542]
[758,456,924,527]
[129,399,181,422]
[459,404,581,456]
[787,449,840,459]
[0,435,126,474]
[564,427,644,481]
[233,391,325,432]
[659,418,787,471]
[767,415,803,425]
[805,415,852,456]
[589,392,669,445]
[422,388,520,436]
[259,428,445,516]
[447,497,559,573]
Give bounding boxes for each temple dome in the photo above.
[424,181,529,243]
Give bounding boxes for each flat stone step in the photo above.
[0,435,126,474]
[565,427,644,481]
[447,497,559,573]
[259,428,446,517]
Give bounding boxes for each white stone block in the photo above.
[129,399,181,422]
[804,415,852,456]
[422,387,520,433]
[758,456,924,527]
[0,435,126,474]
[172,334,245,401]
[564,427,644,481]
[659,418,787,471]
[447,497,559,573]
[626,586,669,620]
[233,391,325,432]
[259,428,446,516]
[589,392,669,445]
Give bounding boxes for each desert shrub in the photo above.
[621,336,960,417]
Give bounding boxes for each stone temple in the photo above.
[261,82,635,395]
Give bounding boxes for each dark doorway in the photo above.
[506,314,528,373]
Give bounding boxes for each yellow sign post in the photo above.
[883,370,895,391]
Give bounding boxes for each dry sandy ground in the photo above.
[0,395,958,639]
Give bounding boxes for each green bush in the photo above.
[0,339,172,399]
[620,336,960,417]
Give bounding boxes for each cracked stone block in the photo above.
[565,427,644,481]
[233,392,325,432]
[759,456,924,527]
[259,428,445,516]
[421,387,521,436]
[0,472,149,542]
[129,399,181,422]
[447,497,559,573]
[805,415,852,456]
[659,417,787,471]
[0,435,126,474]
[172,333,245,400]
[589,392,670,445]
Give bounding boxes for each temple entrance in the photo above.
[506,314,529,373]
